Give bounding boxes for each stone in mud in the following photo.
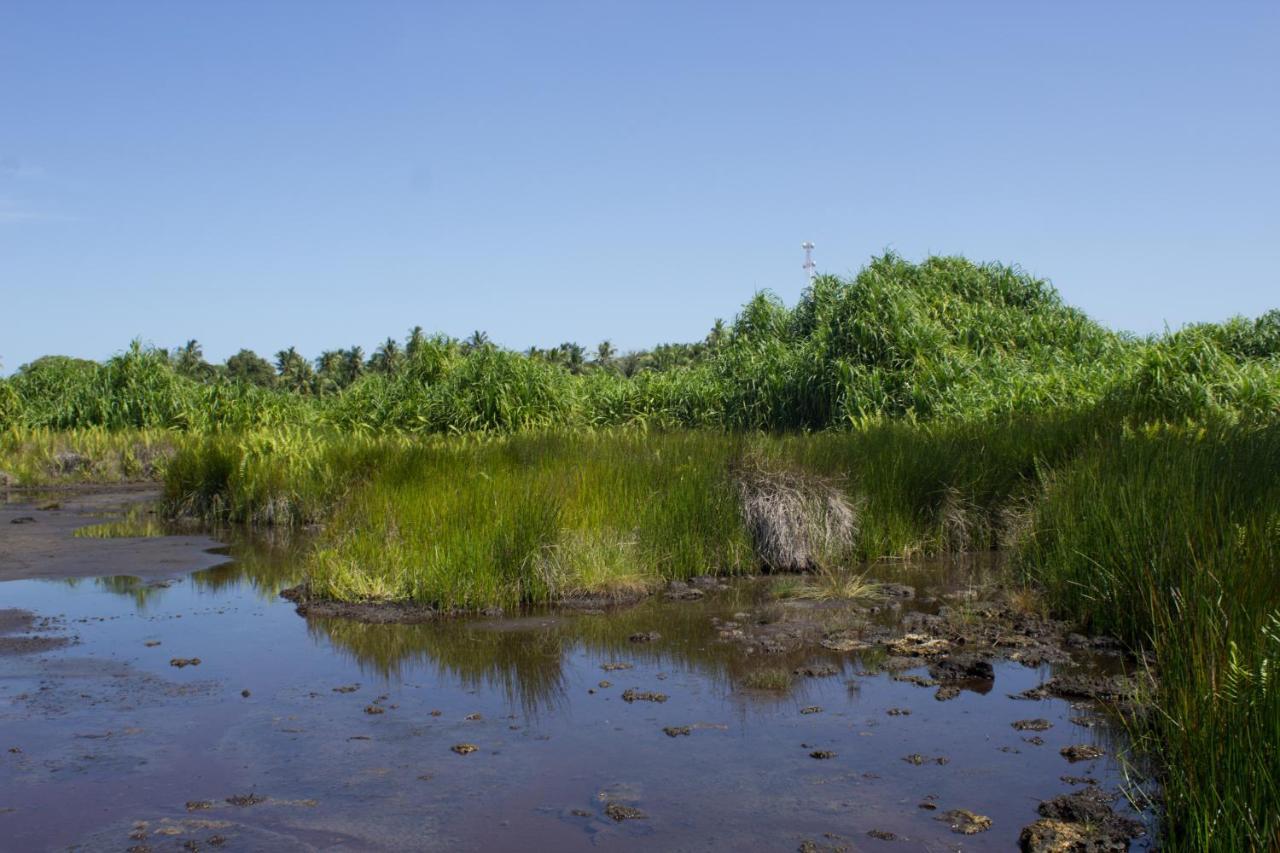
[1024,735,1046,746]
[364,705,384,715]
[809,750,836,759]
[9,516,35,524]
[451,743,478,755]
[867,829,897,840]
[929,654,994,682]
[185,801,213,811]
[598,680,612,688]
[663,726,691,737]
[169,658,201,668]
[794,663,840,678]
[820,632,872,652]
[601,662,633,671]
[663,581,705,600]
[800,706,823,714]
[1060,744,1105,762]
[1016,675,1136,704]
[934,685,961,701]
[629,631,661,643]
[332,684,359,693]
[621,689,668,703]
[894,674,939,688]
[902,753,948,766]
[878,583,915,598]
[939,809,992,835]
[887,634,950,657]
[1037,788,1144,842]
[1059,775,1097,786]
[886,707,910,716]
[225,793,265,807]
[1013,718,1053,731]
[465,712,482,720]
[1019,812,1142,853]
[604,802,645,821]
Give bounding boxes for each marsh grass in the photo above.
[739,667,793,691]
[1019,423,1280,850]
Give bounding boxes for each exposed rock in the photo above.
[939,809,992,835]
[621,689,668,703]
[662,726,691,737]
[929,654,994,682]
[887,633,950,656]
[604,802,645,821]
[1013,718,1053,731]
[794,663,840,678]
[1060,744,1105,762]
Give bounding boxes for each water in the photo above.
[0,492,1154,851]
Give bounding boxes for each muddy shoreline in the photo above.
[0,489,1158,851]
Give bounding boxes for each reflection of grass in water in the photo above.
[308,617,569,717]
[93,575,169,610]
[189,527,310,601]
[74,503,170,539]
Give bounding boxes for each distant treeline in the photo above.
[3,254,1277,432]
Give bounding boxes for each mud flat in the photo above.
[0,493,1156,851]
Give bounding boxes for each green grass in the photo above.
[1018,422,1280,850]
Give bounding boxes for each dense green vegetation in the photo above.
[4,255,1277,435]
[2,253,1278,850]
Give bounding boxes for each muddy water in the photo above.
[0,493,1154,851]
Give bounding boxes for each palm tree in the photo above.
[406,326,426,358]
[275,346,314,392]
[371,337,403,375]
[173,339,210,379]
[594,339,616,368]
[463,330,491,353]
[559,342,586,374]
[342,346,366,385]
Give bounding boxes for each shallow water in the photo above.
[0,495,1154,851]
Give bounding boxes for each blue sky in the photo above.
[2,1,1277,371]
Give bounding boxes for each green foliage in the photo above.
[1019,424,1280,849]
[6,256,1276,434]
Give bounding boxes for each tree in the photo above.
[594,339,616,369]
[341,347,367,385]
[463,330,491,353]
[370,337,403,375]
[275,346,314,392]
[406,326,426,358]
[172,339,212,379]
[224,349,277,387]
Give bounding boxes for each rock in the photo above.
[1060,744,1105,762]
[621,689,667,703]
[1019,815,1142,852]
[809,750,836,759]
[934,686,961,701]
[929,654,994,682]
[663,581,705,601]
[886,707,911,716]
[662,726,691,737]
[878,583,915,598]
[629,631,661,643]
[364,705,385,715]
[604,802,645,821]
[867,829,897,840]
[887,633,951,657]
[451,743,478,755]
[600,662,633,671]
[1013,718,1053,731]
[169,658,201,668]
[800,706,823,714]
[9,516,35,525]
[794,663,840,678]
[939,809,992,835]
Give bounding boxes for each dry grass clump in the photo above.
[771,567,882,602]
[736,466,858,572]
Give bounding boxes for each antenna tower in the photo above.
[801,241,816,282]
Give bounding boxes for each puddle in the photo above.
[0,493,1157,851]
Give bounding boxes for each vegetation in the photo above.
[2,253,1278,849]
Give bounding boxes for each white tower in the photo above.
[801,241,816,282]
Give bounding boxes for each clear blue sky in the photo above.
[2,1,1277,371]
